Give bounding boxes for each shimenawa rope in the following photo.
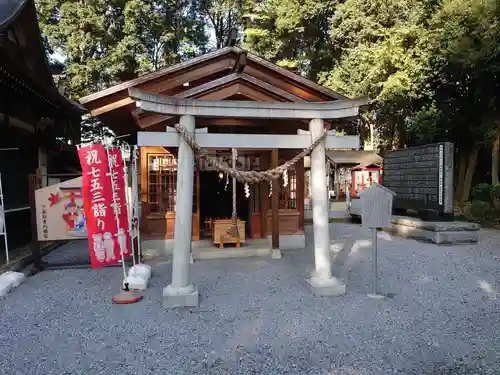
[174,123,327,184]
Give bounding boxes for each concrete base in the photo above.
[270,248,282,259]
[162,284,199,308]
[143,235,304,258]
[194,246,271,260]
[385,216,480,245]
[306,277,346,297]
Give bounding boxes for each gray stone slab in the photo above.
[385,224,479,245]
[193,247,271,260]
[391,216,480,232]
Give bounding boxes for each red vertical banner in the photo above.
[78,145,121,268]
[107,147,131,257]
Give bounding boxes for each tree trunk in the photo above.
[396,121,406,149]
[492,134,500,185]
[460,147,479,203]
[455,149,468,201]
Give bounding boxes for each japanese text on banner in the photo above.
[107,147,131,258]
[78,145,121,268]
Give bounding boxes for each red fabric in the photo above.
[107,147,131,257]
[78,144,125,268]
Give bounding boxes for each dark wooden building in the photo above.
[0,0,85,253]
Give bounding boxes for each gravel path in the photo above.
[1,223,500,375]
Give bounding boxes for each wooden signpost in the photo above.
[359,183,396,298]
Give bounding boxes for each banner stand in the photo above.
[126,146,152,285]
[105,145,143,305]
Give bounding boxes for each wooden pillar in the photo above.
[271,148,279,249]
[260,152,270,238]
[296,156,305,232]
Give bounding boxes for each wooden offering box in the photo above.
[213,219,246,248]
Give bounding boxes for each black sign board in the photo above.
[382,143,454,214]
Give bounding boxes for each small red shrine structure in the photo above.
[350,163,383,197]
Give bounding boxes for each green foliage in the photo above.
[242,0,339,79]
[199,0,244,48]
[468,200,493,222]
[34,0,500,160]
[471,183,492,203]
[36,0,209,99]
[491,183,500,201]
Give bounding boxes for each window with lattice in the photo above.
[148,154,177,212]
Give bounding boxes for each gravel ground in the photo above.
[1,222,500,375]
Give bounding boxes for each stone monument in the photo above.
[383,142,454,220]
[382,143,480,244]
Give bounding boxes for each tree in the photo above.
[319,0,436,150]
[420,0,500,199]
[36,0,209,98]
[243,0,338,79]
[199,0,243,49]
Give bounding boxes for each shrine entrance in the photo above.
[198,170,250,239]
[79,44,367,307]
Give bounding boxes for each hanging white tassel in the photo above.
[224,173,229,191]
[244,182,250,198]
[269,180,272,197]
[283,169,288,187]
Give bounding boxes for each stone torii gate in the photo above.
[129,88,368,308]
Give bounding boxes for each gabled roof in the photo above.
[80,46,346,105]
[0,0,86,115]
[0,0,26,30]
[326,150,382,165]
[79,46,358,137]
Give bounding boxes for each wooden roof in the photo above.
[80,47,349,136]
[0,0,85,116]
[326,150,383,165]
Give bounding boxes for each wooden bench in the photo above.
[212,219,246,248]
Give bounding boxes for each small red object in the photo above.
[112,290,143,304]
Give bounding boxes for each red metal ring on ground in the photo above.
[112,290,143,304]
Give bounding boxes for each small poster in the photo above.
[35,177,87,241]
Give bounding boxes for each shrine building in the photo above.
[0,0,85,252]
[79,46,367,256]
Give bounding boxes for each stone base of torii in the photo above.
[130,88,367,307]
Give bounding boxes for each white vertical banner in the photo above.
[131,147,140,240]
[438,145,444,206]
